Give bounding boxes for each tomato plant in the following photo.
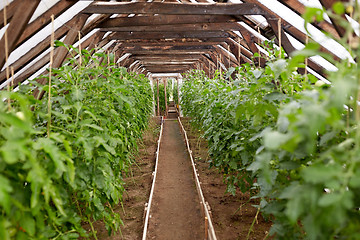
[181,14,360,237]
[154,82,169,115]
[0,44,153,239]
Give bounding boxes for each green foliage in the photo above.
[181,17,360,237]
[0,46,153,239]
[154,82,170,115]
[173,82,179,106]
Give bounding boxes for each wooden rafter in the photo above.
[267,18,326,77]
[241,0,341,62]
[278,0,340,39]
[17,1,77,46]
[318,0,348,38]
[98,15,236,28]
[100,22,244,32]
[34,14,89,98]
[110,31,232,41]
[0,16,79,84]
[0,0,41,70]
[83,2,266,15]
[0,0,22,28]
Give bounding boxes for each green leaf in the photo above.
[72,88,84,101]
[252,69,262,79]
[0,217,10,240]
[263,130,290,150]
[0,175,12,214]
[81,124,104,131]
[20,214,36,236]
[302,165,340,184]
[318,192,342,207]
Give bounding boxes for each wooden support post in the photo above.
[157,78,160,116]
[164,78,168,117]
[177,77,180,109]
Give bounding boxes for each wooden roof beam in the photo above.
[268,18,326,78]
[318,0,348,38]
[17,1,77,47]
[0,0,40,70]
[109,31,232,41]
[100,22,245,32]
[34,14,89,99]
[278,0,340,39]
[0,0,23,28]
[98,15,236,28]
[83,2,267,16]
[241,0,341,61]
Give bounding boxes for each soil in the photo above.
[83,115,273,240]
[147,119,203,240]
[181,117,273,240]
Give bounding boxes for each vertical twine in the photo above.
[219,54,222,79]
[78,31,82,66]
[257,27,261,67]
[228,44,231,69]
[278,18,282,58]
[4,2,10,95]
[238,38,241,65]
[47,14,55,138]
[7,67,14,111]
[305,34,309,81]
[5,0,11,112]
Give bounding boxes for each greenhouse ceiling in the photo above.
[0,0,357,90]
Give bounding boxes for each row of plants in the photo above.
[180,5,360,238]
[0,43,153,239]
[153,81,170,115]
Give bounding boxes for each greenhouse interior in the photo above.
[1,0,360,239]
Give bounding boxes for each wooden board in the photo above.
[83,2,266,16]
[100,22,243,32]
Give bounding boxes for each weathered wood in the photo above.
[101,22,243,32]
[142,63,192,68]
[88,31,106,50]
[0,18,72,83]
[110,31,232,40]
[242,0,341,61]
[34,14,89,99]
[0,0,40,70]
[121,41,224,47]
[83,2,266,16]
[141,61,196,65]
[238,23,266,67]
[123,49,214,55]
[65,30,105,60]
[17,1,76,46]
[132,54,203,63]
[268,19,326,77]
[0,0,22,27]
[122,45,216,52]
[318,0,347,37]
[98,15,236,28]
[145,67,191,73]
[278,0,340,39]
[82,14,112,36]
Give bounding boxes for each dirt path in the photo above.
[147,119,204,240]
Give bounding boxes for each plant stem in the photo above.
[246,208,260,240]
[47,15,55,138]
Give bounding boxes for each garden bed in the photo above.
[181,117,272,240]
